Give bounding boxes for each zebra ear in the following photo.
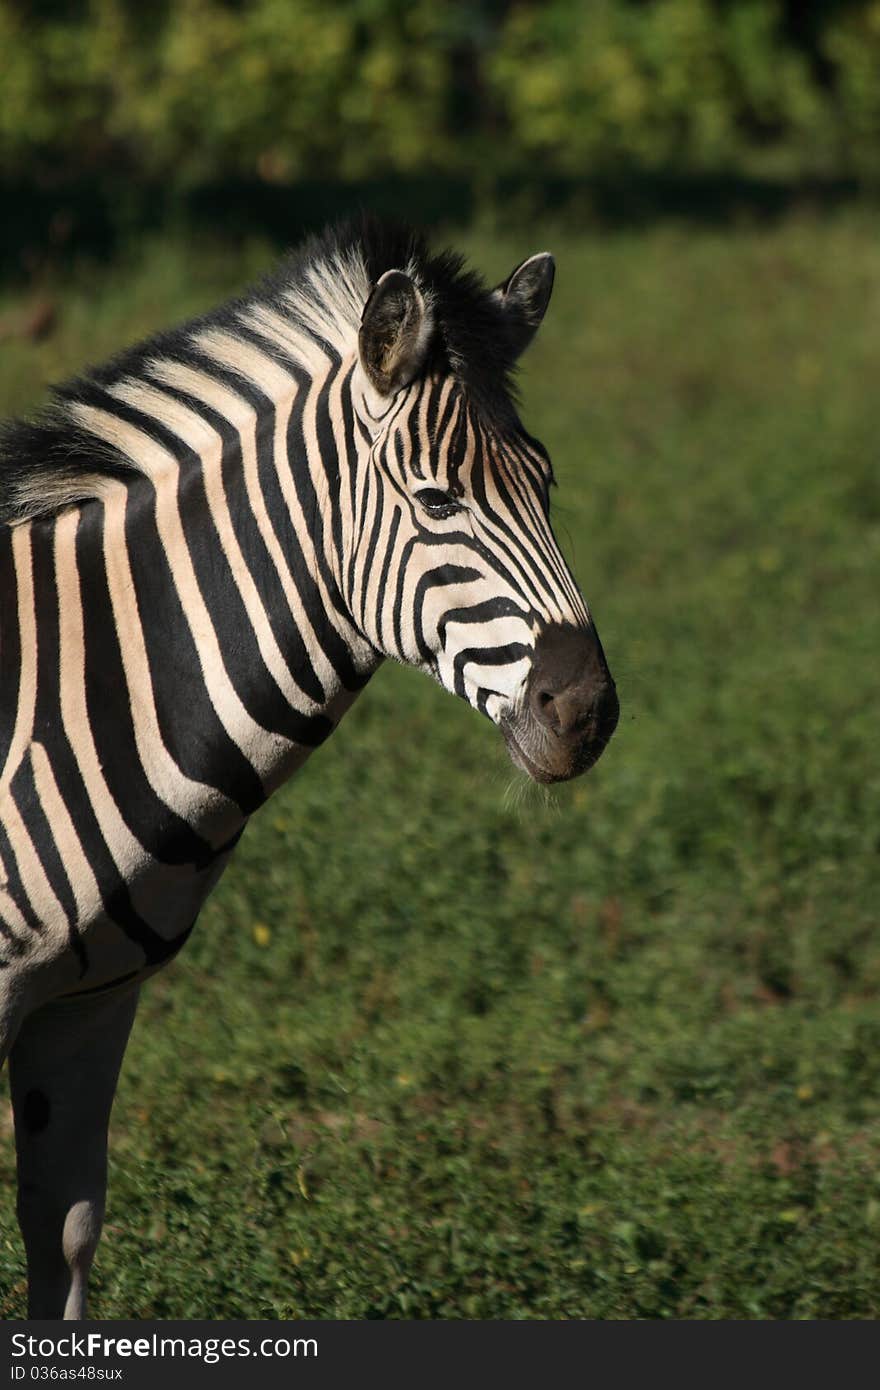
[359,269,432,396]
[493,252,555,358]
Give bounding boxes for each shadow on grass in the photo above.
[2,166,871,285]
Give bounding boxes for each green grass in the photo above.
[1,207,879,1318]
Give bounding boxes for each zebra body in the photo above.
[0,439,368,1008]
[0,219,618,1317]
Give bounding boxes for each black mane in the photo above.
[0,216,525,525]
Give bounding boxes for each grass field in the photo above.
[0,206,878,1318]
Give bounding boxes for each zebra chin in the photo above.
[500,716,616,784]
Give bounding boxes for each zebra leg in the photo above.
[9,983,140,1319]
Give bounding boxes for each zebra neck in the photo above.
[1,387,380,866]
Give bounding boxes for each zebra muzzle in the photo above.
[503,622,619,783]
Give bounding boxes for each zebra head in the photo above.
[344,241,619,783]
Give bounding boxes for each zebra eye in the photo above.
[416,488,462,519]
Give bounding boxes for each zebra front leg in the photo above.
[9,983,140,1319]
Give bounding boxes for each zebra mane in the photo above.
[0,216,523,526]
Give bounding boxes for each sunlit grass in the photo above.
[1,207,878,1317]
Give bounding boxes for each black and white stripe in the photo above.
[0,219,596,1004]
[0,220,618,1318]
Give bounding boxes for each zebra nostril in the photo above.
[533,682,612,739]
[534,688,561,731]
[529,623,617,746]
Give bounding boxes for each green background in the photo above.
[0,0,878,1320]
[6,1,880,185]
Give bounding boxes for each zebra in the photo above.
[0,217,619,1319]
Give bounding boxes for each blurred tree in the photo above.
[1,0,878,191]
